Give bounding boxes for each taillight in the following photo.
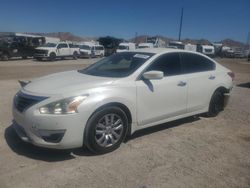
[227,72,235,81]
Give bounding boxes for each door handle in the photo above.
[209,75,216,80]
[177,81,187,86]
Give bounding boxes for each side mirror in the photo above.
[142,71,164,80]
[57,46,61,49]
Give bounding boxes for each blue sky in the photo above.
[0,0,249,42]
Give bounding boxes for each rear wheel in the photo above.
[207,91,224,117]
[84,106,128,154]
[22,56,27,59]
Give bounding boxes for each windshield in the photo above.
[118,45,128,50]
[80,45,91,50]
[41,43,57,47]
[79,52,154,78]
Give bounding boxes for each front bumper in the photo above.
[79,52,91,57]
[34,53,49,58]
[12,98,89,149]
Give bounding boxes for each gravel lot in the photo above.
[0,57,250,188]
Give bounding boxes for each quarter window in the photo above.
[180,53,215,73]
[146,53,182,76]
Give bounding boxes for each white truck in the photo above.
[146,37,166,48]
[116,42,136,52]
[138,43,154,49]
[34,42,79,61]
[79,42,105,58]
[184,43,197,52]
[197,44,215,57]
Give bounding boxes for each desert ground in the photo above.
[0,57,249,188]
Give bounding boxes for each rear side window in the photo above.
[146,53,182,76]
[180,53,215,74]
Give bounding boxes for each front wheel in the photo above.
[49,52,56,61]
[1,53,9,61]
[207,91,224,117]
[73,52,78,60]
[84,106,128,154]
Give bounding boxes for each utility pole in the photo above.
[135,32,138,44]
[246,32,250,49]
[178,8,184,41]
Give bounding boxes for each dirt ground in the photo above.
[0,57,249,188]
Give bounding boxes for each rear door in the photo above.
[58,43,70,56]
[136,53,187,126]
[180,52,216,112]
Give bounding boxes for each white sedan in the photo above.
[12,48,234,154]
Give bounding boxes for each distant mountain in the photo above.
[27,32,86,42]
[220,38,246,48]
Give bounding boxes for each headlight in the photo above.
[39,95,88,114]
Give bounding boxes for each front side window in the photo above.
[58,43,68,48]
[145,53,182,76]
[79,52,154,78]
[180,53,215,74]
[118,45,129,50]
[41,43,57,47]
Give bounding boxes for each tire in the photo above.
[73,52,78,60]
[207,90,224,117]
[84,106,128,154]
[49,52,56,61]
[1,53,9,61]
[22,56,27,59]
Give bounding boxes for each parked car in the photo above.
[0,34,45,61]
[79,43,104,58]
[34,42,79,61]
[12,48,234,154]
[116,42,136,52]
[234,48,245,58]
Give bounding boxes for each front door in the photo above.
[136,53,187,126]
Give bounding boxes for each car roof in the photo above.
[132,47,184,54]
[131,48,214,61]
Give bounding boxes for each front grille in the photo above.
[35,49,48,54]
[14,92,48,112]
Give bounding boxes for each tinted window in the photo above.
[180,53,215,73]
[146,53,182,76]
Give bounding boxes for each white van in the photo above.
[79,43,104,58]
[116,43,136,52]
[138,43,154,49]
[197,45,215,57]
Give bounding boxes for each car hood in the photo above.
[23,70,116,95]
